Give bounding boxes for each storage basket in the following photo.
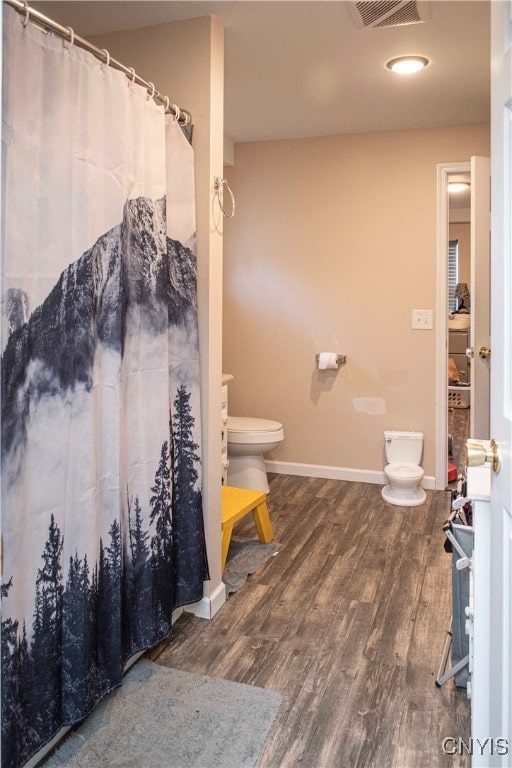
[448,386,470,409]
[451,523,474,687]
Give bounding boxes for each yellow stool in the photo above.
[221,485,275,572]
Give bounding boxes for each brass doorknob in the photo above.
[465,439,500,473]
[479,346,491,359]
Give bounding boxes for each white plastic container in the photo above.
[448,385,471,409]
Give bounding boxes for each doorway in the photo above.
[435,159,490,490]
[447,171,472,482]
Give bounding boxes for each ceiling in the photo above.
[32,1,491,143]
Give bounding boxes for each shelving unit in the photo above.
[448,327,471,409]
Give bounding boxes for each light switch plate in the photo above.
[412,309,433,329]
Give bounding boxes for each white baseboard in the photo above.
[265,460,436,491]
[187,581,226,619]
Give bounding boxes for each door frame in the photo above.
[435,161,471,490]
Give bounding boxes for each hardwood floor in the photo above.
[152,475,470,768]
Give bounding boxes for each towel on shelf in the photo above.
[448,357,460,383]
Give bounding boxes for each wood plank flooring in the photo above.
[152,474,470,768]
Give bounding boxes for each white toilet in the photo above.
[227,416,284,493]
[381,430,426,507]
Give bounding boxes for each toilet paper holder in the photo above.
[315,354,346,365]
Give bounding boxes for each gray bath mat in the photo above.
[224,537,281,595]
[43,659,282,768]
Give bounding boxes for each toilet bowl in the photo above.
[381,430,426,507]
[227,416,284,493]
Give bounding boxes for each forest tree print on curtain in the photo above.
[1,7,207,768]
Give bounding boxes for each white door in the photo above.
[470,156,491,440]
[471,3,512,765]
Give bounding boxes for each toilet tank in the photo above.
[384,430,424,465]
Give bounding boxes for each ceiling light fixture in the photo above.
[448,182,471,193]
[386,56,430,74]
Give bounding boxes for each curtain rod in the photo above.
[4,0,192,126]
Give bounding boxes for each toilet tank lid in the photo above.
[228,416,283,433]
[384,430,423,440]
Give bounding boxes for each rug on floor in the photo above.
[223,537,281,595]
[43,659,282,768]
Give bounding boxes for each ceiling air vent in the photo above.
[348,1,430,29]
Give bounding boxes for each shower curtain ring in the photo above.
[64,27,74,50]
[163,96,170,113]
[21,1,30,28]
[172,104,181,123]
[147,82,155,100]
[128,67,136,84]
[102,49,110,69]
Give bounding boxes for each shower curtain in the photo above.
[1,7,208,767]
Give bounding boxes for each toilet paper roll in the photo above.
[318,352,338,370]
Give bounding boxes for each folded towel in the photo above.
[448,357,460,383]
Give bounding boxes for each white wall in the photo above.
[223,124,490,482]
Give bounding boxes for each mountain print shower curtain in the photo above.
[1,7,208,767]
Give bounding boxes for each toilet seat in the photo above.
[382,462,426,507]
[227,416,285,493]
[385,462,424,482]
[227,416,284,445]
